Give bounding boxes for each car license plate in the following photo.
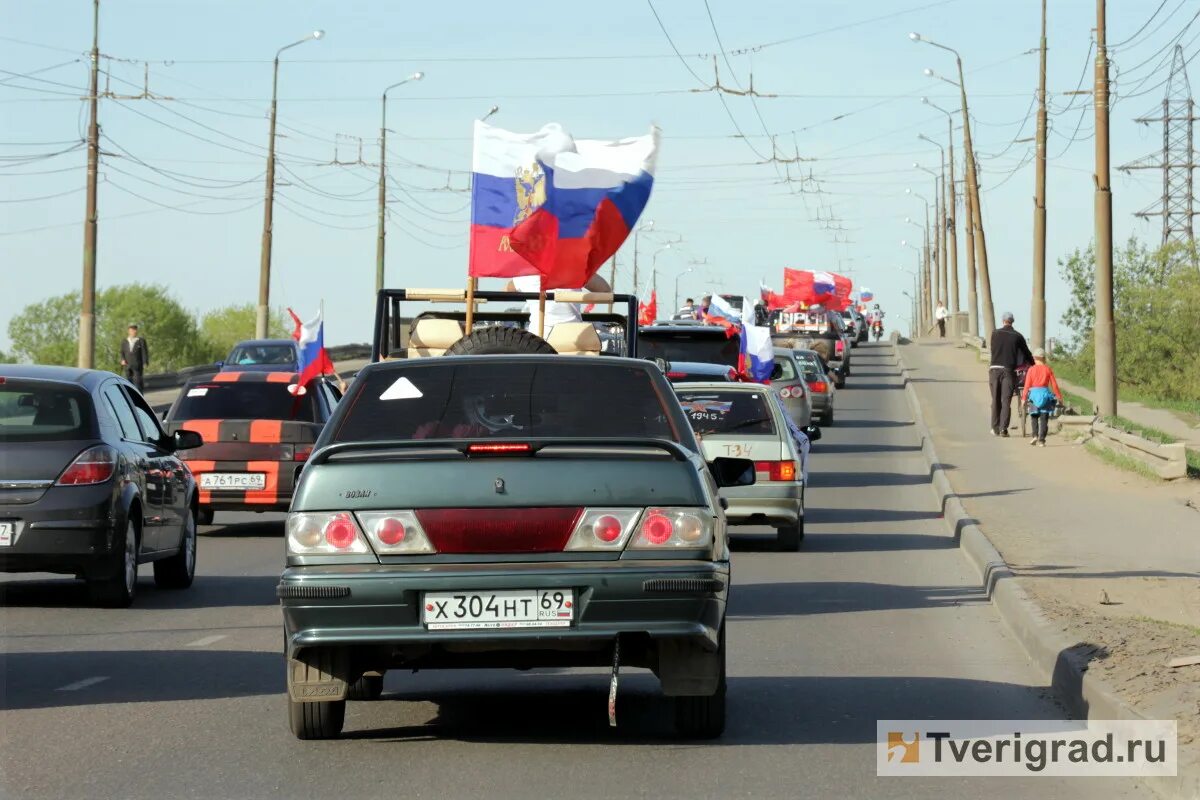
[0,522,13,547]
[199,473,266,491]
[422,589,574,630]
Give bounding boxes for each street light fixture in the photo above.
[376,70,425,295]
[481,104,499,122]
[257,28,325,338]
[673,266,695,313]
[631,219,654,295]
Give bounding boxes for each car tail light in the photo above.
[806,379,828,393]
[564,508,641,551]
[629,508,712,550]
[466,442,533,455]
[286,511,371,556]
[666,371,687,379]
[294,445,314,462]
[835,339,845,357]
[356,510,435,554]
[779,386,792,399]
[415,507,582,553]
[754,460,797,482]
[56,445,117,486]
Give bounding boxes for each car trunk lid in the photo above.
[0,441,88,504]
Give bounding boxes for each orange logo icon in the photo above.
[887,731,921,763]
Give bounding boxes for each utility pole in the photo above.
[1031,0,1049,351]
[1093,0,1117,415]
[946,136,959,316]
[936,172,946,307]
[376,72,423,297]
[963,156,979,337]
[963,101,995,334]
[78,0,100,369]
[923,217,932,330]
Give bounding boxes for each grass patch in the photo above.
[1052,358,1200,423]
[1061,391,1094,416]
[1133,616,1200,639]
[1187,449,1200,478]
[1084,441,1162,481]
[1103,414,1179,445]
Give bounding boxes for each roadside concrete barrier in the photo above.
[1088,419,1189,480]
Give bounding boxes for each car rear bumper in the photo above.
[809,393,832,415]
[720,482,803,526]
[0,489,118,575]
[279,560,728,656]
[190,459,298,512]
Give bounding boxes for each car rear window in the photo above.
[0,381,95,442]
[676,390,777,436]
[334,361,679,442]
[227,344,296,366]
[639,331,740,368]
[775,356,798,381]
[171,382,317,422]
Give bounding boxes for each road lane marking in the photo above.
[56,676,108,692]
[185,634,226,648]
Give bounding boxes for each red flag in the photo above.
[637,290,658,326]
[286,308,303,341]
[782,269,854,311]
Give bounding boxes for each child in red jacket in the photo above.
[1021,347,1063,446]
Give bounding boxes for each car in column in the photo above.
[792,348,837,426]
[0,365,203,606]
[163,371,339,525]
[277,355,754,740]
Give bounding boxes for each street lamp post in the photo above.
[257,29,324,339]
[376,71,424,296]
[913,32,995,335]
[631,219,654,296]
[907,189,934,329]
[913,166,942,311]
[673,266,694,313]
[651,243,673,297]
[918,136,952,315]
[922,100,963,326]
[901,240,925,332]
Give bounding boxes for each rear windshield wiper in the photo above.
[721,418,771,432]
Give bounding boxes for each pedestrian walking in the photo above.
[1021,347,1063,447]
[119,324,149,393]
[935,302,948,338]
[988,312,1033,437]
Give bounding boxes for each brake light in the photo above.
[324,513,357,549]
[666,371,687,379]
[57,445,117,486]
[754,460,796,481]
[357,510,435,554]
[294,445,313,462]
[629,507,713,549]
[466,443,532,455]
[779,386,792,399]
[807,379,828,393]
[835,339,845,357]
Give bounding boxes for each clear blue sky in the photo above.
[0,0,1186,350]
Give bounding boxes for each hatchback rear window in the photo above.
[675,390,777,436]
[0,382,94,442]
[335,361,679,442]
[639,331,740,368]
[171,382,316,422]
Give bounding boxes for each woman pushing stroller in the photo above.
[1021,347,1063,447]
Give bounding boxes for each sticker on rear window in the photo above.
[186,388,208,397]
[380,376,423,400]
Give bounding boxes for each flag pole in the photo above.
[537,286,547,339]
[465,277,477,329]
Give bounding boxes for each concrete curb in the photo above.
[891,341,1198,800]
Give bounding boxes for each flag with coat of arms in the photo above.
[288,307,335,387]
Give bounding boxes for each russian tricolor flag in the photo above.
[469,121,658,289]
[289,307,334,386]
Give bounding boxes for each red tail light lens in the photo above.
[807,380,828,393]
[324,513,358,549]
[564,508,641,551]
[666,371,687,379]
[642,513,673,545]
[416,507,582,553]
[286,511,371,556]
[294,445,314,462]
[630,508,713,549]
[594,515,623,542]
[835,339,846,356]
[779,386,792,399]
[57,445,117,486]
[357,510,435,554]
[754,460,797,481]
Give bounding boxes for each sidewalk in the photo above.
[1056,376,1200,449]
[898,340,1199,766]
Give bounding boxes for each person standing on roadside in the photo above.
[935,301,948,338]
[119,324,149,392]
[988,312,1034,437]
[1021,347,1063,447]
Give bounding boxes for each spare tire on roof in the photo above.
[443,325,557,356]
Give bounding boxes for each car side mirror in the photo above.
[770,362,784,380]
[709,456,756,488]
[173,429,203,451]
[803,425,822,441]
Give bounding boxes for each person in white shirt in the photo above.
[506,273,612,337]
[935,301,948,338]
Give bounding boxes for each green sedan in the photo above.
[278,355,754,740]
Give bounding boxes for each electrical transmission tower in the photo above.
[1119,45,1200,245]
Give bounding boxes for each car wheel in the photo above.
[89,518,137,608]
[346,673,384,701]
[776,519,803,551]
[288,697,346,740]
[674,626,726,739]
[196,507,214,526]
[443,325,556,356]
[154,506,196,589]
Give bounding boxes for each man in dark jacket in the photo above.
[988,312,1034,437]
[119,324,149,392]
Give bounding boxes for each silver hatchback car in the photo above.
[792,349,836,426]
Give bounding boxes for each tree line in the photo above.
[4,284,290,374]
[1057,237,1200,406]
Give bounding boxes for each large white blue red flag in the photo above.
[469,121,658,289]
[289,308,335,386]
[739,324,775,383]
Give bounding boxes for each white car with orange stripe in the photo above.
[674,382,817,551]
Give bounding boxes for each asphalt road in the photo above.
[0,343,1148,799]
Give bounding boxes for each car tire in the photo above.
[196,507,214,526]
[346,673,384,701]
[288,697,346,740]
[89,518,138,608]
[443,325,557,356]
[154,506,196,590]
[776,519,803,551]
[674,627,726,739]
